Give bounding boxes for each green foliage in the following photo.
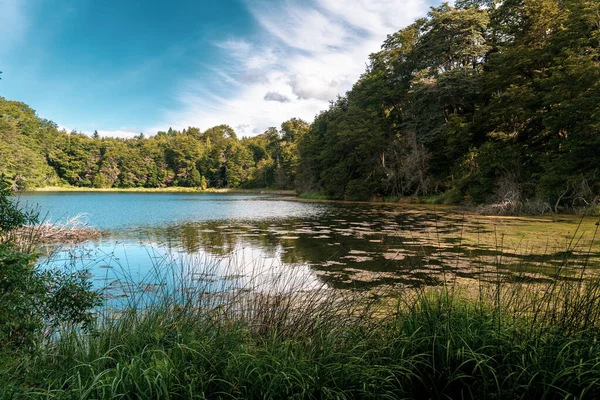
[0,246,41,347]
[0,176,37,236]
[0,99,60,189]
[0,177,101,348]
[0,247,101,347]
[297,1,600,209]
[1,0,599,209]
[0,95,307,191]
[4,282,600,398]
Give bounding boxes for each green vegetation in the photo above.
[0,97,308,191]
[4,257,600,399]
[2,171,600,398]
[0,176,100,348]
[298,0,600,210]
[1,1,598,211]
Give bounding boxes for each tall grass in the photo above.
[297,192,331,200]
[3,221,600,399]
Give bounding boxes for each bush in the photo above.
[344,179,376,201]
[0,245,43,346]
[0,175,101,349]
[0,176,37,239]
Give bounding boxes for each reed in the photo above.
[2,219,600,399]
[14,213,102,247]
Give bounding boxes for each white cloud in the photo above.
[58,124,142,139]
[160,0,431,137]
[96,129,143,139]
[250,5,352,54]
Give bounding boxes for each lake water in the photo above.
[20,192,600,299]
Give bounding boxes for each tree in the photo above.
[1,1,598,207]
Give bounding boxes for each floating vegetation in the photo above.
[16,213,102,245]
[11,200,600,399]
[36,201,600,294]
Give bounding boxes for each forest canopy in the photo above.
[0,98,309,191]
[1,0,598,211]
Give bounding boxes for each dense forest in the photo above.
[1,0,599,210]
[0,100,308,191]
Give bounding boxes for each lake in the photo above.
[20,192,600,300]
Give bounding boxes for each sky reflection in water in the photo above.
[24,192,600,297]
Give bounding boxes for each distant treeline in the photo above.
[1,0,599,210]
[0,104,308,190]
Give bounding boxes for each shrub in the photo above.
[0,174,101,349]
[0,176,37,240]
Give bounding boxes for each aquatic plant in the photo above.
[3,193,600,398]
[2,226,600,399]
[16,213,102,245]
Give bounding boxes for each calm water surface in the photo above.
[21,192,600,297]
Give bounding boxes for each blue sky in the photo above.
[1,0,446,138]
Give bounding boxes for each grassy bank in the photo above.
[299,190,600,217]
[4,184,600,398]
[4,229,600,400]
[32,186,296,195]
[298,190,461,204]
[4,281,600,399]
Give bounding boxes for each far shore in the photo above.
[30,187,449,208]
[29,187,459,211]
[27,187,598,218]
[31,186,297,195]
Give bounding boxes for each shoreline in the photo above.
[30,186,297,195]
[26,187,600,218]
[29,187,457,211]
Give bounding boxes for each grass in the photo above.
[450,213,600,255]
[297,192,331,200]
[3,217,600,399]
[4,283,600,399]
[298,189,462,205]
[423,189,463,205]
[4,273,600,398]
